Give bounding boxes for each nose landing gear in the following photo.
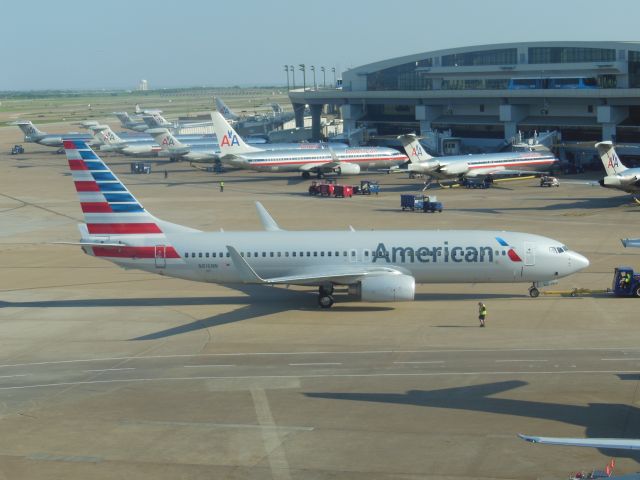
[528,284,540,298]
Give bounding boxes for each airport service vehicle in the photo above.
[612,267,640,297]
[62,140,589,308]
[539,175,559,187]
[462,177,493,189]
[354,180,379,195]
[596,141,640,196]
[398,134,556,185]
[212,111,407,178]
[10,145,24,155]
[130,162,151,174]
[401,195,443,212]
[13,121,93,148]
[621,238,640,248]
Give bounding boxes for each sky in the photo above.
[2,0,640,91]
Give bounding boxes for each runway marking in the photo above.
[393,361,445,364]
[602,358,640,361]
[0,374,29,379]
[1,347,638,369]
[83,368,136,373]
[251,388,292,480]
[183,364,235,368]
[495,359,548,363]
[2,370,639,390]
[289,363,342,366]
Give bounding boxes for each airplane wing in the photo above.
[227,245,405,285]
[622,238,640,248]
[518,434,640,450]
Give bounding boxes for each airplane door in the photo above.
[524,242,535,266]
[154,245,166,268]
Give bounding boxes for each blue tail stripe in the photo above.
[98,182,127,192]
[92,172,117,182]
[84,160,107,171]
[103,193,136,203]
[110,204,144,213]
[80,150,98,160]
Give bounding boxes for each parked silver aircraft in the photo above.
[147,127,343,163]
[62,139,589,307]
[397,135,557,184]
[113,112,149,132]
[520,434,640,451]
[215,97,239,122]
[215,97,295,135]
[596,141,640,197]
[12,120,93,147]
[622,238,640,248]
[211,111,407,178]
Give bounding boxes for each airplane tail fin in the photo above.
[89,125,123,145]
[63,140,197,242]
[596,141,628,175]
[397,134,434,163]
[143,113,171,129]
[211,111,262,155]
[215,97,239,121]
[113,112,133,127]
[147,128,188,153]
[14,120,44,139]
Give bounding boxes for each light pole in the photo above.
[321,66,326,88]
[331,67,336,87]
[310,65,316,90]
[299,63,306,90]
[284,65,290,91]
[290,65,296,89]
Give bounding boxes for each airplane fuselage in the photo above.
[86,229,588,286]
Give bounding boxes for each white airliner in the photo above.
[397,134,557,183]
[519,434,640,451]
[211,111,408,178]
[61,140,589,307]
[596,141,640,197]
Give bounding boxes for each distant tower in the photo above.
[138,79,148,91]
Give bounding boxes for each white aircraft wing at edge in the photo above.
[519,434,640,450]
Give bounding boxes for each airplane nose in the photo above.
[570,252,590,272]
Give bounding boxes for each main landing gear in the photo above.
[318,284,334,309]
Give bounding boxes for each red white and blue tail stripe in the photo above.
[63,140,195,262]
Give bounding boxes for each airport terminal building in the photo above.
[289,41,640,150]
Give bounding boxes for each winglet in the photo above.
[226,245,265,283]
[255,202,282,231]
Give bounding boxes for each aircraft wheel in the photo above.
[529,287,540,298]
[302,172,310,179]
[634,286,640,298]
[318,295,334,309]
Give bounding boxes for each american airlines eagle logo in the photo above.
[495,237,522,262]
[220,130,240,147]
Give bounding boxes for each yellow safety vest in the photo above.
[480,306,487,316]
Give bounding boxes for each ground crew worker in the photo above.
[478,302,487,327]
[164,170,168,179]
[623,271,632,290]
[219,181,224,192]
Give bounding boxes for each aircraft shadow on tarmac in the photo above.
[305,380,640,461]
[453,195,633,212]
[0,286,392,340]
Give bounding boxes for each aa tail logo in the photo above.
[607,151,619,169]
[411,144,423,158]
[161,136,175,146]
[220,130,240,147]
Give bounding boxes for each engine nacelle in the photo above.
[440,161,469,175]
[348,274,415,302]
[336,163,360,175]
[408,160,440,173]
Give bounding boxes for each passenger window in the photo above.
[198,252,203,258]
[307,252,310,256]
[254,252,258,257]
[300,251,304,257]
[293,252,296,257]
[241,252,244,257]
[328,251,332,256]
[335,251,339,256]
[364,251,369,257]
[270,252,274,257]
[313,252,317,257]
[285,252,289,257]
[321,252,325,257]
[247,252,251,258]
[277,252,281,257]
[343,251,347,256]
[226,252,230,257]
[212,252,217,258]
[262,252,266,257]
[205,252,209,258]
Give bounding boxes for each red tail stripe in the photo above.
[75,181,100,192]
[92,246,180,259]
[68,159,87,170]
[87,223,163,234]
[81,202,112,213]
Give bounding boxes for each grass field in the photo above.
[0,87,291,127]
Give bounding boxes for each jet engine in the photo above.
[348,274,415,302]
[335,163,360,175]
[600,175,640,187]
[440,162,469,176]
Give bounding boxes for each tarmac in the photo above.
[1,123,640,479]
